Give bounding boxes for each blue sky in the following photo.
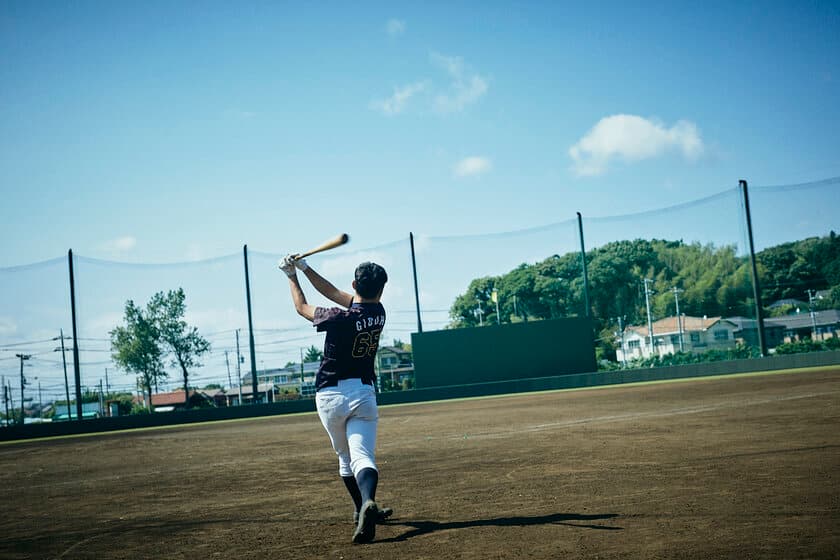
[1,2,839,397]
[2,1,838,266]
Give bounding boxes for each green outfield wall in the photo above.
[410,318,597,388]
[2,350,838,442]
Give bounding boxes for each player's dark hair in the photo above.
[355,262,388,299]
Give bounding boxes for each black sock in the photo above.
[342,476,363,512]
[356,467,378,503]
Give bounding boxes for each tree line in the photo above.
[448,232,840,360]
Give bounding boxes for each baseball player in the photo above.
[279,255,393,544]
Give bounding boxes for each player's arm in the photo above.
[288,275,316,321]
[280,257,316,321]
[295,259,354,308]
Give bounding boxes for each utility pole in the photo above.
[7,383,14,426]
[807,290,819,339]
[300,347,305,383]
[672,287,685,352]
[15,354,31,425]
[492,289,500,325]
[224,350,233,390]
[98,379,105,416]
[38,381,43,419]
[105,368,110,393]
[56,330,73,419]
[643,279,655,357]
[3,380,8,427]
[235,329,243,406]
[476,300,484,326]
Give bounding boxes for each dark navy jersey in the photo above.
[313,301,386,391]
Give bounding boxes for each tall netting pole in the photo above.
[243,245,259,403]
[410,232,423,333]
[577,212,591,318]
[740,180,767,357]
[68,249,83,420]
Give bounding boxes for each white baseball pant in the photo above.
[315,378,378,477]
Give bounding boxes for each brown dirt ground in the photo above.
[1,367,838,559]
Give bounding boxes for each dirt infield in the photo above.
[1,367,838,559]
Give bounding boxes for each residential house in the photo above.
[220,382,278,406]
[726,317,786,349]
[244,364,318,390]
[617,316,739,362]
[376,346,414,387]
[149,390,215,412]
[52,401,103,421]
[767,309,840,343]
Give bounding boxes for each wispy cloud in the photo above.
[430,52,487,113]
[370,52,487,116]
[453,156,492,177]
[99,236,137,257]
[370,82,427,116]
[569,115,704,176]
[386,18,405,37]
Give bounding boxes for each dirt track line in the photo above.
[432,389,840,442]
[54,533,104,559]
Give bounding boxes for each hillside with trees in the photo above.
[448,232,840,360]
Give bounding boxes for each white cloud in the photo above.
[99,236,137,256]
[430,52,487,113]
[386,18,405,37]
[370,82,427,116]
[453,156,492,178]
[569,114,705,176]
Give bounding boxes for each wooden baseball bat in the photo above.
[296,233,350,259]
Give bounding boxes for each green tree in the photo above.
[147,288,211,407]
[303,345,323,363]
[110,300,165,412]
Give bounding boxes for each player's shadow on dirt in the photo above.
[378,512,621,542]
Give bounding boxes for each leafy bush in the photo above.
[774,337,840,354]
[623,343,760,369]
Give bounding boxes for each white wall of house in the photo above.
[616,319,739,362]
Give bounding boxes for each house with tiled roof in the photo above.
[147,389,215,412]
[617,316,739,362]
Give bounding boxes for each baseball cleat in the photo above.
[353,505,393,524]
[352,500,378,544]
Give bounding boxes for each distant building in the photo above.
[617,316,738,362]
[52,401,103,421]
[375,345,414,387]
[147,390,215,412]
[726,317,786,349]
[616,310,840,363]
[767,309,840,342]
